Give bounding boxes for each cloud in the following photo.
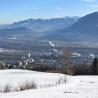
[56,7,63,10]
[33,8,39,10]
[81,0,96,3]
[81,0,98,8]
[89,4,98,7]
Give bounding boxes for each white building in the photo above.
[28,53,31,58]
[19,62,22,66]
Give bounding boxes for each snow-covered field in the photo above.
[0,69,98,98]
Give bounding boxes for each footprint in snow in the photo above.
[64,91,78,93]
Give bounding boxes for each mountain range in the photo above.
[0,17,79,40]
[64,12,98,42]
[0,12,98,42]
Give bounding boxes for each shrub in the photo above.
[91,58,98,75]
[19,81,37,91]
[0,63,5,70]
[3,84,11,93]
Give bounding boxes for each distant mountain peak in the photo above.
[60,11,98,42]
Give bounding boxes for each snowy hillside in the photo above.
[0,69,98,98]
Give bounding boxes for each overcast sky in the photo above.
[0,0,98,24]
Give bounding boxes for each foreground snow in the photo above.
[0,69,98,98]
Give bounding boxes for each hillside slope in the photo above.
[0,69,98,98]
[44,12,98,42]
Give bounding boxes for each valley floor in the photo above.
[0,69,98,98]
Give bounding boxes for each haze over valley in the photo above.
[0,0,98,98]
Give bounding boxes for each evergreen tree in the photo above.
[92,58,98,75]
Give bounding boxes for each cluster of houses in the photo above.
[5,41,63,69]
[0,41,97,70]
[18,53,35,68]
